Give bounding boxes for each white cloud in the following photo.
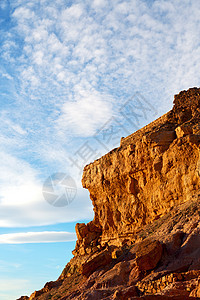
[0,152,38,189]
[1,73,13,80]
[57,90,113,136]
[1,0,200,228]
[0,151,93,227]
[92,0,108,9]
[12,7,35,20]
[62,4,83,19]
[0,231,76,244]
[21,66,40,87]
[3,118,27,135]
[0,188,93,227]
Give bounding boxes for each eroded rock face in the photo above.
[78,87,200,252]
[73,221,102,256]
[20,88,200,300]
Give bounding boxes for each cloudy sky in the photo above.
[0,0,200,299]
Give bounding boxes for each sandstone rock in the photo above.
[190,276,200,297]
[175,124,193,138]
[136,239,163,271]
[164,231,185,255]
[153,155,163,172]
[128,265,140,285]
[73,221,102,256]
[20,88,200,300]
[80,249,112,277]
[75,223,88,240]
[144,130,176,147]
[160,281,192,297]
[92,258,137,289]
[29,290,43,300]
[112,285,139,299]
[43,280,62,292]
[197,282,200,297]
[81,89,200,250]
[74,288,113,300]
[111,247,123,259]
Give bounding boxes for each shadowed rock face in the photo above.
[19,88,200,300]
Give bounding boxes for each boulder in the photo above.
[81,249,112,277]
[136,239,163,271]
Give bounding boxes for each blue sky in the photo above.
[0,0,200,299]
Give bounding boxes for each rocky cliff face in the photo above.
[19,88,200,300]
[75,87,200,256]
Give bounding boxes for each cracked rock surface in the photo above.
[19,88,200,300]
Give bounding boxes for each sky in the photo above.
[0,0,200,299]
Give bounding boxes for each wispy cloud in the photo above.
[0,231,76,244]
[1,0,200,228]
[57,89,113,136]
[0,2,200,299]
[5,0,200,126]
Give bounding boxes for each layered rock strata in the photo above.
[75,87,200,255]
[19,88,200,300]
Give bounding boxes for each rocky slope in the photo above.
[19,88,200,300]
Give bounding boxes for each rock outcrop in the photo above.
[78,87,200,254]
[19,88,200,300]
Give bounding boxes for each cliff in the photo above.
[19,88,200,300]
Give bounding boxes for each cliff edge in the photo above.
[20,88,200,300]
